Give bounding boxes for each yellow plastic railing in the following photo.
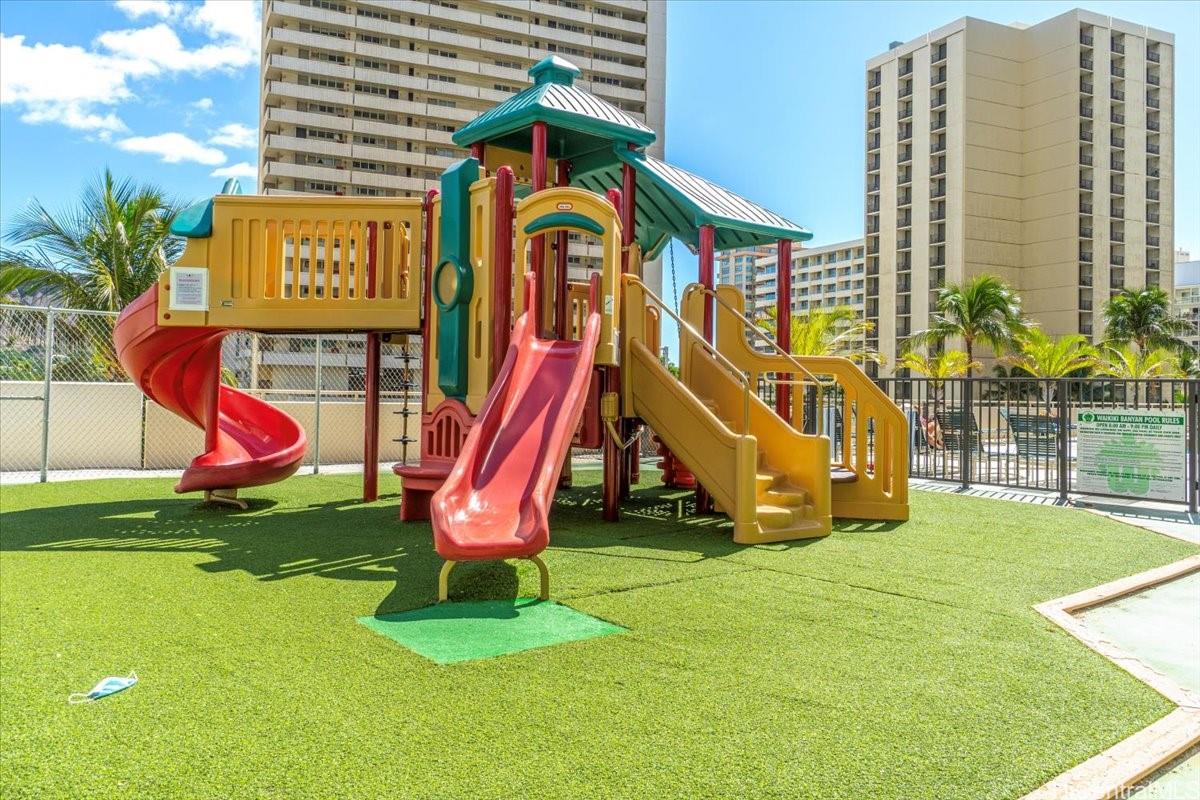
[159,196,425,331]
[706,284,909,521]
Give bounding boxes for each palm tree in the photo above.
[0,169,182,311]
[761,305,884,364]
[1102,287,1194,355]
[1097,344,1181,379]
[896,349,979,380]
[1001,329,1099,378]
[905,274,1028,373]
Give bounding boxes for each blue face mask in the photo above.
[69,671,137,704]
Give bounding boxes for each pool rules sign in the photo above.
[1075,409,1187,501]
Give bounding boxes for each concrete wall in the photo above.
[0,380,419,472]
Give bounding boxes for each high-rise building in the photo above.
[864,9,1174,375]
[260,0,666,202]
[717,240,868,322]
[1173,249,1199,354]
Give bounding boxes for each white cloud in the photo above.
[0,1,260,139]
[116,132,227,165]
[191,97,214,111]
[211,162,256,178]
[0,34,131,132]
[208,122,255,148]
[114,0,180,20]
[188,0,260,52]
[97,23,253,73]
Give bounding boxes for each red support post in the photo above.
[363,221,381,502]
[602,187,623,521]
[776,238,792,419]
[530,122,548,334]
[698,224,716,342]
[492,167,515,380]
[554,159,571,340]
[620,155,639,490]
[469,142,485,169]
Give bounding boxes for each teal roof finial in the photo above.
[529,56,580,86]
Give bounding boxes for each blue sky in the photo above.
[1,1,1197,304]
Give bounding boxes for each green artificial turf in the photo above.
[1,470,1196,799]
[359,599,624,664]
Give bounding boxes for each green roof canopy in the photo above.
[453,56,811,254]
[452,56,655,159]
[571,148,812,256]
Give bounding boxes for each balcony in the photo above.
[1111,87,1125,101]
[898,189,912,205]
[1080,295,1093,311]
[898,148,912,164]
[1148,72,1160,86]
[1111,65,1125,78]
[931,138,946,154]
[1148,49,1161,63]
[931,157,947,176]
[866,179,880,192]
[899,122,913,140]
[868,74,881,89]
[1111,134,1124,148]
[1080,201,1093,214]
[1148,259,1161,270]
[1112,40,1125,54]
[931,112,947,131]
[1111,111,1124,125]
[1148,165,1160,177]
[1148,235,1161,247]
[1080,250,1093,263]
[933,43,948,62]
[1080,102,1093,118]
[1080,150,1093,165]
[1148,187,1160,201]
[1110,274,1125,290]
[931,208,946,221]
[1147,94,1160,109]
[1080,177,1094,190]
[899,84,913,99]
[866,220,879,234]
[930,252,946,267]
[1080,127,1093,142]
[867,198,880,213]
[1080,31,1094,46]
[1148,118,1160,132]
[867,243,879,255]
[1111,156,1124,171]
[931,67,947,85]
[897,212,912,227]
[897,254,912,270]
[899,61,913,77]
[1111,228,1124,242]
[1112,254,1126,266]
[931,90,947,108]
[897,237,912,250]
[868,113,880,131]
[930,231,945,244]
[868,94,881,111]
[1081,56,1093,71]
[1111,181,1124,195]
[1111,204,1124,219]
[868,134,880,150]
[1080,79,1094,94]
[1148,211,1160,224]
[930,184,946,199]
[867,154,880,170]
[899,103,913,121]
[1147,142,1160,154]
[1080,268,1093,287]
[1080,225,1093,238]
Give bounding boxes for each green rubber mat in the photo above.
[359,599,624,664]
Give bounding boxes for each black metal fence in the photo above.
[874,377,1199,510]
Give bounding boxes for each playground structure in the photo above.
[114,57,908,600]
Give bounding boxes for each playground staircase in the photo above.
[696,397,820,536]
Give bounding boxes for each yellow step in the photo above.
[764,487,809,508]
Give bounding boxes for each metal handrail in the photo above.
[688,285,838,389]
[623,274,752,434]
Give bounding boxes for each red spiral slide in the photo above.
[431,274,600,565]
[114,287,306,495]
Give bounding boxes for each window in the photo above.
[431,49,457,59]
[494,84,518,93]
[359,33,383,45]
[307,181,338,193]
[430,73,457,83]
[352,160,382,172]
[428,98,457,108]
[357,58,386,70]
[494,59,522,70]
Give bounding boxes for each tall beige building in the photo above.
[864,9,1174,375]
[260,0,666,198]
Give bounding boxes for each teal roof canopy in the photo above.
[571,148,812,255]
[452,57,655,158]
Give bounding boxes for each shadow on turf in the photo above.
[0,477,900,613]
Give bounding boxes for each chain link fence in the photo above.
[0,304,422,483]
